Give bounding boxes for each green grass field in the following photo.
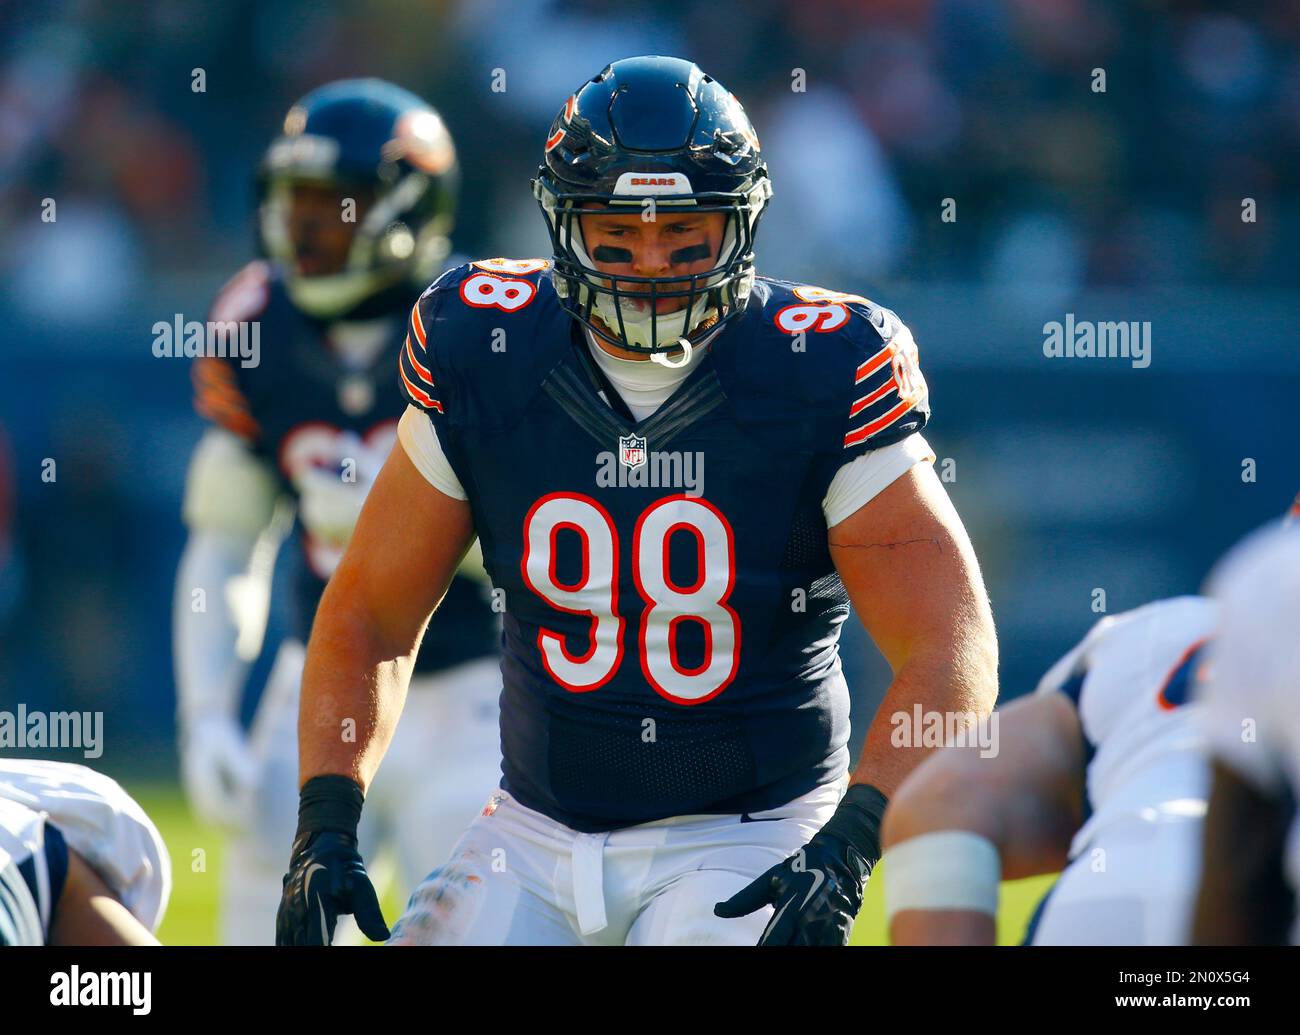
[129,782,1055,946]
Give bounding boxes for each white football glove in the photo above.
[180,713,260,830]
[293,465,371,551]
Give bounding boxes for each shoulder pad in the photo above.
[191,262,279,443]
[209,260,274,324]
[400,259,569,433]
[1034,596,1218,710]
[714,278,930,458]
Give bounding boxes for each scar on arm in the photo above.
[827,535,943,552]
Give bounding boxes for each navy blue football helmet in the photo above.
[533,56,772,355]
[258,78,458,320]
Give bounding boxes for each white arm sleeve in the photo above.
[398,404,467,500]
[397,406,493,582]
[173,532,270,723]
[175,431,290,722]
[823,433,936,528]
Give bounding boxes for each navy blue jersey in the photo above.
[401,259,930,830]
[193,260,497,674]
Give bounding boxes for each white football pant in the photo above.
[387,775,848,946]
[217,640,502,945]
[1028,811,1204,945]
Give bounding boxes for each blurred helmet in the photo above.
[533,56,772,355]
[258,78,458,321]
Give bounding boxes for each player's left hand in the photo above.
[275,774,390,946]
[714,783,888,946]
[277,829,389,946]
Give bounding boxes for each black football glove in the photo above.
[275,774,390,946]
[714,783,887,946]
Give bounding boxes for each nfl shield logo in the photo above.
[619,433,647,470]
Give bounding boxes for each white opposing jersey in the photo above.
[1035,595,1218,858]
[1200,520,1300,938]
[0,760,171,933]
[0,797,55,944]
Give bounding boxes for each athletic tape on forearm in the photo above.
[883,830,1001,919]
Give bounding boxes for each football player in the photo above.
[0,759,170,945]
[276,56,998,947]
[882,594,1216,944]
[1192,502,1299,944]
[174,79,501,944]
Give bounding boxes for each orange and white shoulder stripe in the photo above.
[400,301,443,413]
[843,342,919,449]
[192,358,260,441]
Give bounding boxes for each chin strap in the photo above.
[650,337,694,369]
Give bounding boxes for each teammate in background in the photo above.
[1193,500,1300,944]
[277,57,998,947]
[0,760,170,946]
[174,80,500,944]
[883,595,1216,944]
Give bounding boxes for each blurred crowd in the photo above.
[2,0,1298,323]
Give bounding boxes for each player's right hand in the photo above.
[179,714,259,830]
[291,450,383,552]
[275,775,389,946]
